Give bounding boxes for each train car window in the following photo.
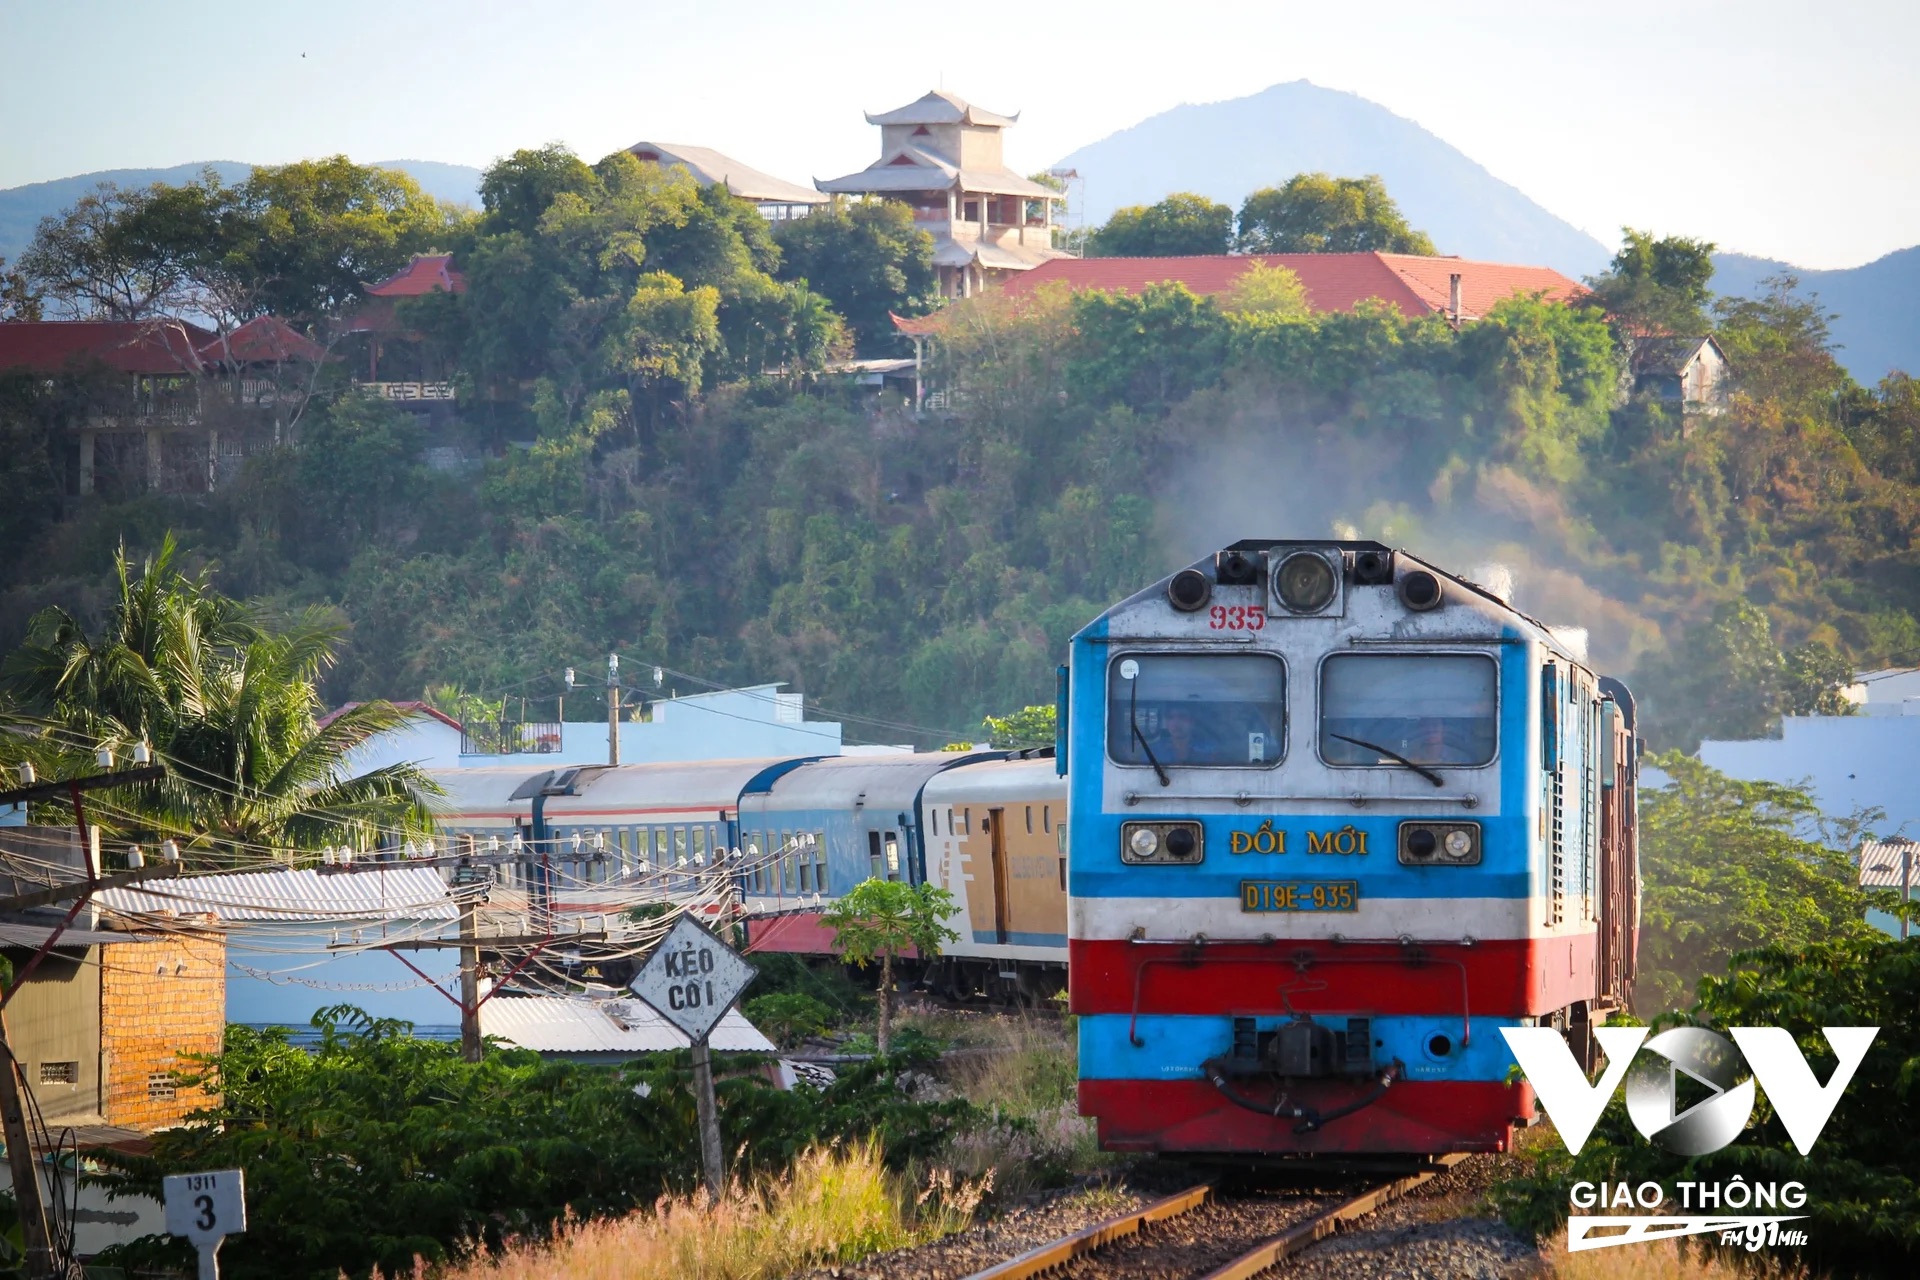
[673,826,688,867]
[1057,822,1068,853]
[814,832,829,892]
[930,810,940,837]
[1026,806,1033,834]
[1320,653,1498,767]
[653,828,669,865]
[692,826,708,867]
[798,846,813,892]
[868,831,883,877]
[1043,806,1052,833]
[960,808,970,835]
[1107,653,1286,768]
[783,836,798,892]
[884,831,901,879]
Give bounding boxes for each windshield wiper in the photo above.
[1129,681,1171,787]
[1329,733,1445,788]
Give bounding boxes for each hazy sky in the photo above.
[2,0,1913,268]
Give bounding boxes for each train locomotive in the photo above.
[1064,540,1639,1157]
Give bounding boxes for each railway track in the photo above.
[963,1156,1470,1280]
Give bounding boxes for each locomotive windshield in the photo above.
[1107,653,1285,768]
[1320,653,1497,767]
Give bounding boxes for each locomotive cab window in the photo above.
[1320,653,1498,767]
[1107,653,1286,768]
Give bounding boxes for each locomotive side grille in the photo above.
[1550,758,1566,926]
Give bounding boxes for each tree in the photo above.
[1633,754,1886,1013]
[1234,173,1437,255]
[982,704,1056,749]
[235,157,466,319]
[1087,193,1233,258]
[1633,600,1854,752]
[0,535,438,859]
[19,179,215,320]
[478,143,600,237]
[775,199,936,354]
[0,255,41,320]
[1584,227,1716,335]
[821,879,958,1053]
[1219,261,1310,317]
[1069,281,1228,408]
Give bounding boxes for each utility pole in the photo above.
[607,654,621,766]
[0,1018,57,1279]
[457,888,482,1062]
[1904,843,1913,943]
[0,756,167,1280]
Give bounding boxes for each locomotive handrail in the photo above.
[1126,949,1472,1050]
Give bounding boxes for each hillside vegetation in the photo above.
[2,152,1919,751]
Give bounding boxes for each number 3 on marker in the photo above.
[195,1194,216,1231]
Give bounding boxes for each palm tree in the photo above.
[1,535,438,862]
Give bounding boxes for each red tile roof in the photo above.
[196,315,329,365]
[364,254,466,298]
[996,252,1582,318]
[0,320,216,376]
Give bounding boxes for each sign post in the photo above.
[163,1168,246,1280]
[629,914,757,1198]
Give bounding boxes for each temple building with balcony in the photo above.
[816,90,1070,297]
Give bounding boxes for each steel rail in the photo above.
[962,1183,1214,1280]
[1195,1153,1470,1280]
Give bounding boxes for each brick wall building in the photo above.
[98,930,226,1129]
[2,922,225,1131]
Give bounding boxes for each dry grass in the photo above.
[1545,1236,1813,1279]
[929,1012,1113,1194]
[432,1142,986,1280]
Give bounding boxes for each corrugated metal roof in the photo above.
[0,923,152,949]
[96,867,456,922]
[1861,839,1920,889]
[479,996,775,1054]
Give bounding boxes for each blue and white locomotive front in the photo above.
[1065,540,1637,1156]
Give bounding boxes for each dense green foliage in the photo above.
[6,156,1920,751]
[773,197,937,353]
[1496,935,1920,1277]
[0,537,434,858]
[1496,764,1917,1275]
[1634,755,1889,1012]
[19,158,462,325]
[92,1009,974,1280]
[1087,192,1234,257]
[1234,172,1437,255]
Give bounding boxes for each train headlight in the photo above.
[1398,821,1480,865]
[1121,821,1204,865]
[1274,551,1338,614]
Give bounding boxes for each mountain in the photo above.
[0,160,483,263]
[1050,80,1612,277]
[1711,246,1919,383]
